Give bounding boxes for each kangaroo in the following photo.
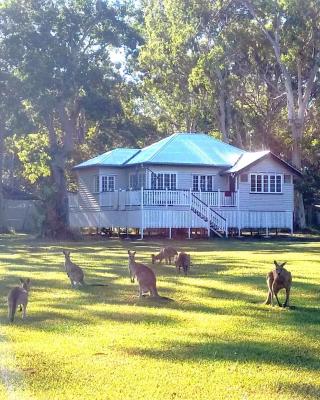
[62,250,108,288]
[174,252,191,275]
[8,278,31,322]
[265,261,292,307]
[128,250,159,298]
[62,250,85,287]
[151,246,178,265]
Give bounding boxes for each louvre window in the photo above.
[151,173,177,190]
[192,175,215,191]
[101,176,115,192]
[129,173,145,189]
[250,173,282,193]
[93,175,100,193]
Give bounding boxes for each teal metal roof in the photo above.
[74,148,140,169]
[223,150,302,176]
[224,151,270,173]
[125,133,245,166]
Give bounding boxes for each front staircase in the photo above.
[191,193,228,237]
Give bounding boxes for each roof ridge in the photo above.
[123,149,141,165]
[232,152,245,167]
[147,132,180,163]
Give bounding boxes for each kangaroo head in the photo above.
[273,260,287,274]
[62,250,71,259]
[19,278,31,291]
[128,250,136,263]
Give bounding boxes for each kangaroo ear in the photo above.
[128,250,131,255]
[26,278,30,283]
[19,278,24,283]
[133,251,136,256]
[273,260,278,268]
[280,262,287,268]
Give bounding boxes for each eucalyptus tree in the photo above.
[239,0,320,227]
[138,0,217,133]
[0,0,139,236]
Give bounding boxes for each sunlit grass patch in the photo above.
[0,236,319,399]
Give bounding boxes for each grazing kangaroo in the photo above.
[174,252,191,275]
[62,250,107,288]
[265,261,292,307]
[8,278,31,322]
[151,246,178,265]
[128,250,159,298]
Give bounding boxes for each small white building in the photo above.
[68,132,301,238]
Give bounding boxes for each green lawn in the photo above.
[0,235,319,400]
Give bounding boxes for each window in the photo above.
[240,174,248,182]
[129,173,145,189]
[250,173,282,193]
[101,175,115,192]
[192,175,199,192]
[150,173,177,190]
[192,175,215,191]
[93,175,100,193]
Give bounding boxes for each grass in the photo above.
[0,235,320,400]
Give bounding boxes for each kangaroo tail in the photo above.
[9,298,17,322]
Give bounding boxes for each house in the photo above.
[68,132,301,238]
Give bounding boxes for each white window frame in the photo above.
[129,172,146,190]
[192,174,215,192]
[250,173,283,194]
[93,175,100,193]
[149,172,177,190]
[101,175,116,192]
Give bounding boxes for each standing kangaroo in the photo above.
[62,250,85,288]
[128,250,159,298]
[151,246,178,265]
[174,252,191,275]
[8,278,31,322]
[62,250,108,288]
[265,261,292,307]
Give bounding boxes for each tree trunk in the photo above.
[0,128,7,233]
[42,109,72,238]
[216,69,228,142]
[218,89,228,142]
[40,147,70,238]
[290,120,306,229]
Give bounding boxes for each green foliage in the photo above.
[9,133,51,184]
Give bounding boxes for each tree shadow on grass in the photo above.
[280,382,320,400]
[126,337,320,371]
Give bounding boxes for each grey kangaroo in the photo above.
[8,278,31,322]
[62,250,108,288]
[128,250,159,298]
[265,261,292,307]
[62,250,85,287]
[174,252,191,275]
[151,246,178,265]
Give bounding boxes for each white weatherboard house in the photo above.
[68,132,301,238]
